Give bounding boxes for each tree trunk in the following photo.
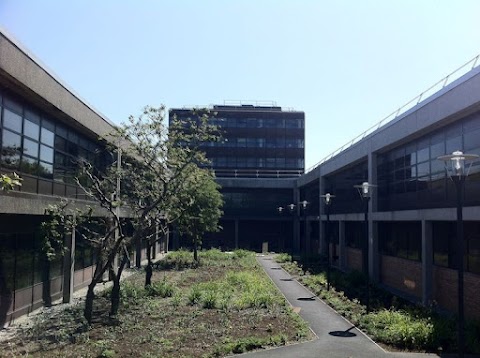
[84,282,96,324]
[109,271,120,317]
[110,253,129,317]
[145,241,153,287]
[193,236,198,264]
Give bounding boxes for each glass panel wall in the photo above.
[377,110,480,211]
[0,87,110,198]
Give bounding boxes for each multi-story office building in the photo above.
[169,104,305,178]
[169,104,305,252]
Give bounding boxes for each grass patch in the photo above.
[0,250,312,357]
[276,254,480,354]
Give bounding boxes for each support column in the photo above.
[338,221,346,271]
[62,228,75,304]
[293,188,300,256]
[368,152,379,281]
[319,177,327,256]
[370,221,380,283]
[305,217,311,254]
[422,220,433,306]
[234,219,239,249]
[153,224,159,260]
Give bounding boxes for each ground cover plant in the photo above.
[275,253,480,355]
[0,249,311,357]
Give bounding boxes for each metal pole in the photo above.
[454,176,465,358]
[365,197,370,313]
[326,206,331,291]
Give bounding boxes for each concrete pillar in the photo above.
[62,228,75,304]
[422,220,433,306]
[234,219,239,249]
[338,221,346,271]
[153,224,159,260]
[368,152,379,282]
[319,177,327,256]
[293,188,300,256]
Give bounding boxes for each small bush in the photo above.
[188,285,202,305]
[275,253,292,263]
[146,280,174,298]
[202,290,218,309]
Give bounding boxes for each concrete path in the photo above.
[240,254,442,358]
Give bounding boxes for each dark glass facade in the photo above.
[0,87,110,199]
[324,161,368,214]
[379,222,422,262]
[377,110,480,211]
[169,105,305,178]
[222,188,293,217]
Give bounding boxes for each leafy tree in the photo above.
[174,166,223,263]
[111,106,220,286]
[42,154,129,323]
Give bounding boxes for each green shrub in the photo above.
[233,249,253,259]
[202,290,218,309]
[146,279,174,298]
[275,253,292,263]
[188,285,202,305]
[120,282,145,301]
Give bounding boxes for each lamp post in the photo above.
[438,150,478,358]
[321,193,335,290]
[354,182,374,312]
[299,200,309,256]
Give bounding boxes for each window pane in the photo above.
[39,162,53,179]
[24,119,40,140]
[15,233,34,289]
[40,144,54,163]
[20,156,39,175]
[2,130,21,168]
[41,127,55,146]
[23,138,39,158]
[3,108,22,133]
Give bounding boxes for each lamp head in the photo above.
[299,200,309,209]
[277,206,284,214]
[438,150,479,178]
[288,203,296,212]
[354,182,375,199]
[321,193,335,205]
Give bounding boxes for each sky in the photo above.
[0,1,479,170]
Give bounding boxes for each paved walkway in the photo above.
[240,254,444,358]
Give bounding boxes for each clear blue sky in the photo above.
[1,1,479,169]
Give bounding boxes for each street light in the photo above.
[354,181,375,312]
[321,193,335,290]
[438,150,479,358]
[299,200,309,256]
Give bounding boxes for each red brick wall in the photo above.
[380,255,422,299]
[347,247,362,271]
[433,266,480,319]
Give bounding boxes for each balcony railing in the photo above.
[306,54,480,173]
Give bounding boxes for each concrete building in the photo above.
[0,29,164,326]
[298,60,480,319]
[169,104,305,252]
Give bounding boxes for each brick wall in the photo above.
[346,247,362,271]
[433,266,480,319]
[380,255,422,299]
